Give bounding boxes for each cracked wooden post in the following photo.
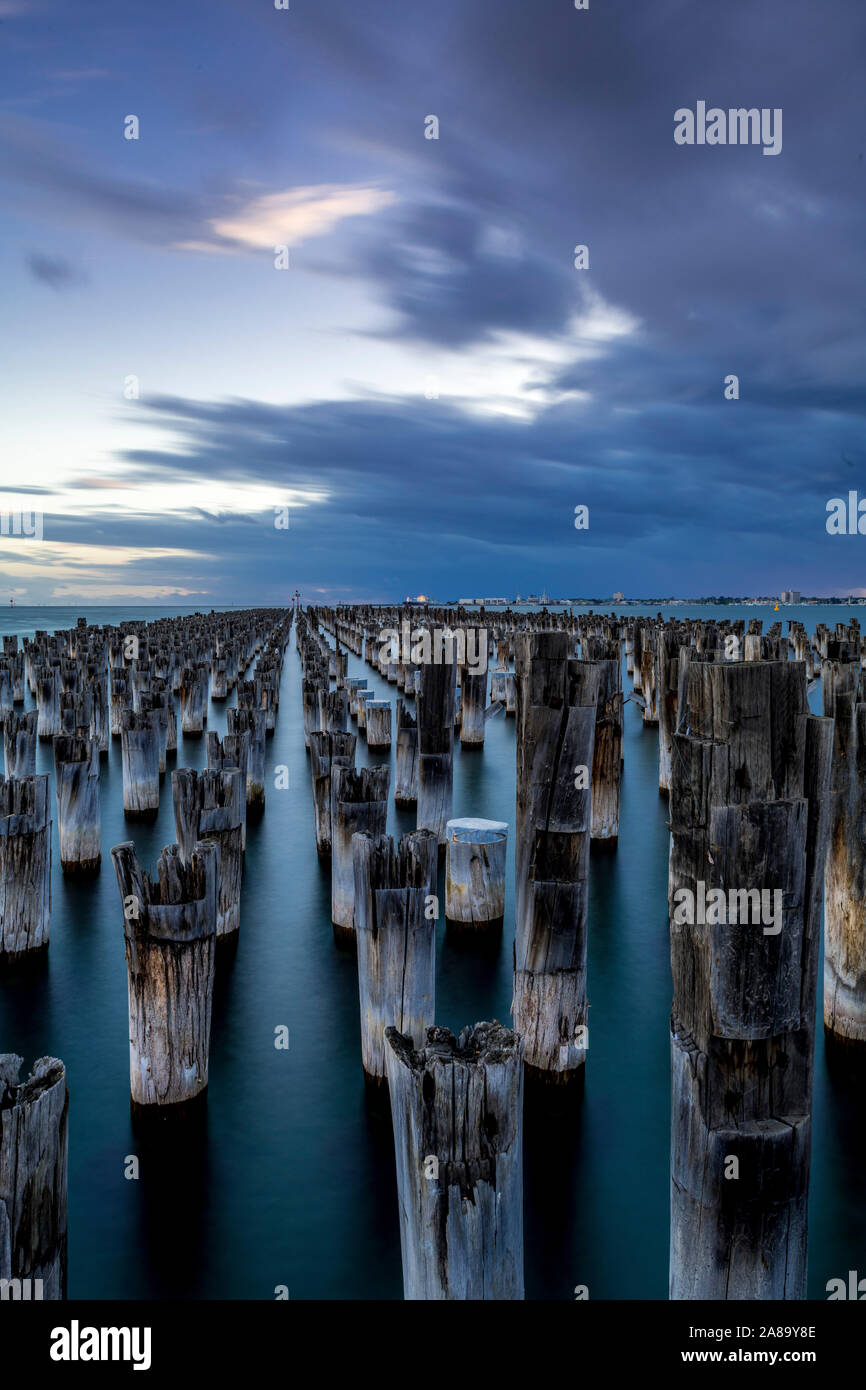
[330,764,389,947]
[503,671,516,715]
[35,666,61,741]
[459,660,487,748]
[445,818,507,938]
[394,699,418,808]
[353,828,437,1091]
[88,670,110,756]
[365,700,392,750]
[111,839,218,1119]
[669,660,833,1299]
[302,677,324,749]
[179,665,207,738]
[0,1055,68,1299]
[172,768,244,939]
[258,668,279,736]
[309,730,356,860]
[513,633,598,1087]
[53,735,101,879]
[345,678,368,718]
[583,635,623,849]
[206,729,250,851]
[319,687,348,735]
[210,656,228,702]
[3,710,36,779]
[109,672,128,739]
[227,705,266,823]
[0,775,52,965]
[656,626,683,795]
[141,688,169,777]
[0,663,14,719]
[416,641,456,851]
[120,708,160,823]
[384,1022,524,1300]
[821,654,866,1063]
[640,625,659,724]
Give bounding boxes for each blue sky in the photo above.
[0,0,864,602]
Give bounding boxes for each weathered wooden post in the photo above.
[3,710,36,779]
[353,829,437,1089]
[140,689,169,776]
[459,663,487,748]
[583,636,623,848]
[394,699,418,808]
[345,678,368,718]
[173,768,244,939]
[656,627,683,795]
[640,625,659,724]
[161,680,178,756]
[35,666,61,741]
[0,1054,68,1298]
[319,688,348,735]
[53,735,101,878]
[514,633,598,1085]
[330,764,390,946]
[445,818,507,937]
[669,660,833,1298]
[257,668,279,737]
[821,655,866,1060]
[87,670,110,755]
[302,677,324,749]
[365,700,392,750]
[206,729,250,850]
[385,1022,524,1300]
[416,642,456,850]
[210,656,228,702]
[179,665,207,738]
[227,705,266,822]
[0,663,14,719]
[109,672,128,739]
[120,709,160,822]
[309,730,356,860]
[0,776,52,964]
[111,840,218,1117]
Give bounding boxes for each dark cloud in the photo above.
[0,115,208,247]
[25,251,88,288]
[4,0,865,597]
[73,378,860,598]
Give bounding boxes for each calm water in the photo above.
[1,603,864,1300]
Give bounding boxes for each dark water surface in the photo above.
[1,604,864,1299]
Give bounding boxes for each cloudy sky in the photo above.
[0,0,863,603]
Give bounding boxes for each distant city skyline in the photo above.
[1,1,864,603]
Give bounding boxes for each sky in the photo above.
[0,0,864,603]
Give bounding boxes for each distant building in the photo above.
[781,589,801,604]
[612,591,624,603]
